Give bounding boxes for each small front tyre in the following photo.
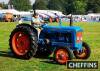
[54,47,73,65]
[73,42,91,59]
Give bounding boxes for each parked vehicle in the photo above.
[3,12,14,22]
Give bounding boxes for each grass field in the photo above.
[0,22,100,71]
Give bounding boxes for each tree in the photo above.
[34,0,100,14]
[10,0,31,11]
[65,0,73,14]
[47,0,65,12]
[65,0,87,14]
[33,0,48,10]
[87,0,100,13]
[3,4,8,9]
[0,3,3,9]
[73,0,87,14]
[0,2,8,9]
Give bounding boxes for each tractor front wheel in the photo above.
[73,42,91,59]
[54,47,72,64]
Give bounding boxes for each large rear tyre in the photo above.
[9,25,38,59]
[73,42,91,59]
[54,47,73,65]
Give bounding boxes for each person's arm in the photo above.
[39,18,45,24]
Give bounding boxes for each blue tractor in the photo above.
[9,16,91,64]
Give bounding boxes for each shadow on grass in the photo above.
[0,51,62,65]
[0,51,20,59]
[0,50,51,60]
[34,54,49,59]
[0,51,12,56]
[40,59,61,65]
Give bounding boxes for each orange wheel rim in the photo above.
[77,47,87,58]
[56,49,69,64]
[12,32,30,55]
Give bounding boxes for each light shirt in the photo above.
[32,17,43,23]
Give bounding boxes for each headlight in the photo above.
[76,32,82,43]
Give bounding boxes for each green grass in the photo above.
[0,22,100,71]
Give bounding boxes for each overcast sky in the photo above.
[0,0,35,4]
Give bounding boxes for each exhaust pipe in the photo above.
[69,14,73,26]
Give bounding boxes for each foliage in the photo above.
[5,0,100,13]
[41,0,100,14]
[10,0,31,11]
[47,0,64,11]
[73,0,87,14]
[0,2,8,9]
[87,0,100,13]
[33,0,48,10]
[0,3,3,8]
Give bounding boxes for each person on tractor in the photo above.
[31,13,44,39]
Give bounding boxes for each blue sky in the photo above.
[0,0,35,4]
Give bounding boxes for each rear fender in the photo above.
[16,23,38,35]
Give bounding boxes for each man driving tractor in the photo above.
[31,13,44,38]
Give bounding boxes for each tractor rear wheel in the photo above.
[54,47,73,65]
[9,25,38,59]
[73,42,91,59]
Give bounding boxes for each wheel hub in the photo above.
[12,32,30,55]
[56,49,68,64]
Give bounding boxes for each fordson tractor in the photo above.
[9,15,91,64]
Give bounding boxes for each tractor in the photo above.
[9,14,91,64]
